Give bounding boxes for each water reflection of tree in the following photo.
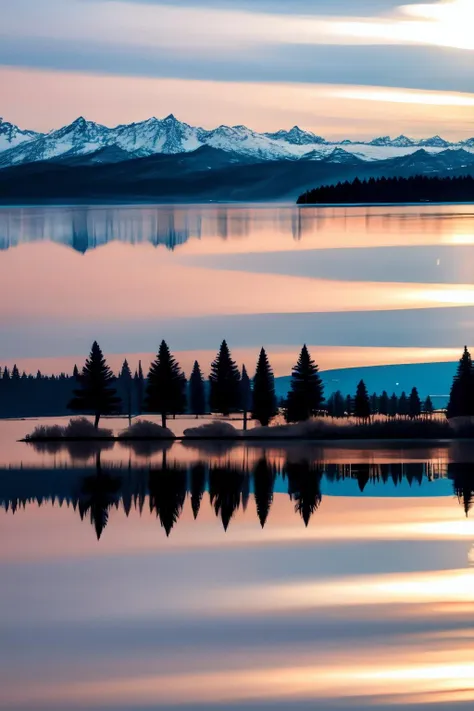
[149,455,187,536]
[253,458,276,528]
[285,460,323,527]
[78,454,122,540]
[449,463,474,516]
[190,463,206,520]
[209,464,245,531]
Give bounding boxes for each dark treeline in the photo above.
[3,341,473,424]
[1,453,467,539]
[297,175,474,205]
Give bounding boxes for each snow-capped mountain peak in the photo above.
[0,117,41,153]
[419,135,451,147]
[264,126,326,145]
[0,114,472,168]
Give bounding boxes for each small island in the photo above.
[297,175,474,205]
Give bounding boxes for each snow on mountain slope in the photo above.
[0,118,41,153]
[0,114,473,168]
[112,115,202,156]
[0,117,112,167]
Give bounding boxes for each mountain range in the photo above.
[1,115,474,201]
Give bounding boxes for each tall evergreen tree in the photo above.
[447,346,474,418]
[345,394,353,417]
[240,365,252,430]
[408,387,422,419]
[134,360,145,415]
[2,366,9,381]
[209,340,241,416]
[72,364,79,379]
[68,341,121,428]
[370,392,379,416]
[285,345,324,422]
[354,380,371,422]
[398,391,409,418]
[379,391,390,417]
[252,348,277,427]
[120,359,133,424]
[144,341,187,428]
[189,360,206,417]
[11,364,20,381]
[327,391,345,419]
[423,395,434,418]
[389,393,398,418]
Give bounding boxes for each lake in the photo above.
[2,203,474,709]
[1,203,474,379]
[2,423,474,710]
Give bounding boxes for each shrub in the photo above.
[118,419,175,439]
[183,421,240,438]
[63,417,112,438]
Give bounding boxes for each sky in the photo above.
[1,0,474,139]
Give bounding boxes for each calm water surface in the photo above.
[2,205,474,709]
[0,203,473,375]
[2,419,474,710]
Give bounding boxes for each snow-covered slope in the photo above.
[0,118,41,153]
[0,115,473,168]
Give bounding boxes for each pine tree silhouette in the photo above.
[389,393,398,418]
[409,387,422,419]
[68,341,121,428]
[209,340,241,416]
[240,365,252,431]
[189,361,206,417]
[398,392,409,418]
[379,391,390,417]
[134,360,145,415]
[423,395,434,418]
[145,341,187,429]
[120,359,133,424]
[252,348,277,426]
[447,347,474,418]
[354,380,371,422]
[285,345,324,422]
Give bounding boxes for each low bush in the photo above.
[118,420,175,439]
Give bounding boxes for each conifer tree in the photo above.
[379,391,389,417]
[354,380,371,422]
[252,348,278,427]
[408,387,422,419]
[209,340,241,416]
[370,393,379,416]
[2,367,9,381]
[11,365,20,380]
[73,364,79,379]
[345,395,353,418]
[144,341,187,428]
[447,346,474,418]
[240,365,252,430]
[285,345,324,422]
[398,391,409,418]
[423,395,434,418]
[327,391,345,419]
[389,393,398,418]
[68,341,121,428]
[134,360,145,415]
[120,359,133,424]
[189,360,206,417]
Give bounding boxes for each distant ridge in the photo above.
[0,114,473,169]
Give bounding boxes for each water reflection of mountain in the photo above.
[0,205,463,253]
[0,207,203,253]
[1,455,472,539]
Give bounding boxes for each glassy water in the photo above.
[1,203,474,376]
[2,420,474,710]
